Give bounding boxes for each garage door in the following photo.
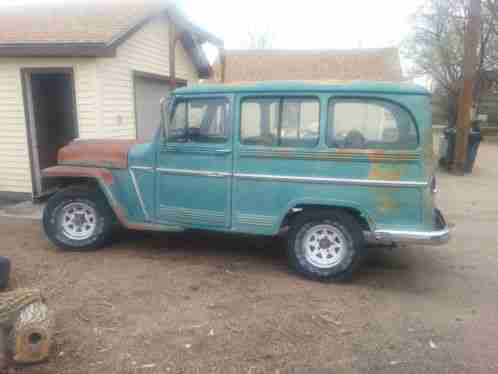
[134,75,172,141]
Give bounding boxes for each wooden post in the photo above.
[453,0,481,173]
[169,20,177,90]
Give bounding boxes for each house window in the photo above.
[169,98,229,143]
[327,99,418,150]
[241,97,319,147]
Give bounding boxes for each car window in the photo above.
[241,97,319,147]
[327,99,418,150]
[169,98,229,143]
[240,98,279,146]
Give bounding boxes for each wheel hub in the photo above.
[59,202,97,241]
[303,224,347,269]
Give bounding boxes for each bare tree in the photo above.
[246,29,273,49]
[404,0,498,126]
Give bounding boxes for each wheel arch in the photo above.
[42,166,125,224]
[278,199,375,233]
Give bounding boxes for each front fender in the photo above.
[42,166,182,233]
[42,165,115,186]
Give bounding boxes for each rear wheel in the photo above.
[43,186,115,251]
[287,210,364,282]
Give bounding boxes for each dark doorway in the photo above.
[22,69,78,198]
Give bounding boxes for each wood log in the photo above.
[0,289,42,326]
[10,301,54,364]
[0,289,53,364]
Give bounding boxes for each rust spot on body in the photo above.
[42,166,114,186]
[368,164,407,213]
[368,164,406,181]
[58,139,138,169]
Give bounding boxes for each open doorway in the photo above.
[22,68,78,198]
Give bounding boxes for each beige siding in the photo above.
[0,58,97,193]
[95,15,199,139]
[0,15,201,193]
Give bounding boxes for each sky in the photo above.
[0,0,426,76]
[179,0,426,72]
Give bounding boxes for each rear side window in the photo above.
[241,97,319,147]
[328,99,418,150]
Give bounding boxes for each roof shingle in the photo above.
[0,0,165,44]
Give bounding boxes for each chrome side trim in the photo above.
[155,168,428,187]
[234,173,428,188]
[129,169,150,221]
[131,166,154,172]
[157,168,231,178]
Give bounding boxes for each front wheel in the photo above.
[43,186,115,251]
[287,210,365,282]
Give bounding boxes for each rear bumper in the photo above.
[371,209,451,246]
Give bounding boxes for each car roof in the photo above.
[174,80,431,96]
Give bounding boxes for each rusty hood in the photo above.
[58,139,137,169]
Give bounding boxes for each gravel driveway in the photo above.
[1,142,497,374]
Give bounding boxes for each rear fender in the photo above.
[278,198,376,232]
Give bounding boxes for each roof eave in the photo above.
[0,4,222,78]
[0,43,115,57]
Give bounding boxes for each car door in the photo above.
[155,95,233,229]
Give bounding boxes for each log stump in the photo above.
[11,302,54,364]
[0,289,53,364]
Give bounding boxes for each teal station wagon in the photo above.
[42,81,450,281]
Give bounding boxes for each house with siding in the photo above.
[0,1,222,198]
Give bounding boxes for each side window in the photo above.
[241,97,319,147]
[168,98,229,143]
[327,100,418,150]
[240,98,279,146]
[281,99,320,146]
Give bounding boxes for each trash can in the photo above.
[465,125,483,173]
[439,123,482,173]
[0,256,10,289]
[439,127,456,169]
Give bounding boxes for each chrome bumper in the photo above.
[370,209,451,246]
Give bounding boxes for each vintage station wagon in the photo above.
[42,81,450,281]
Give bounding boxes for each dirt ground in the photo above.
[1,142,498,374]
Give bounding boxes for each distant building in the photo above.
[211,47,404,83]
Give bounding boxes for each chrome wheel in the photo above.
[303,224,347,269]
[59,202,97,241]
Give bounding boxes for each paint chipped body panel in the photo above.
[42,81,449,244]
[57,139,137,169]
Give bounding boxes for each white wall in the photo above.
[0,58,97,193]
[94,14,200,139]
